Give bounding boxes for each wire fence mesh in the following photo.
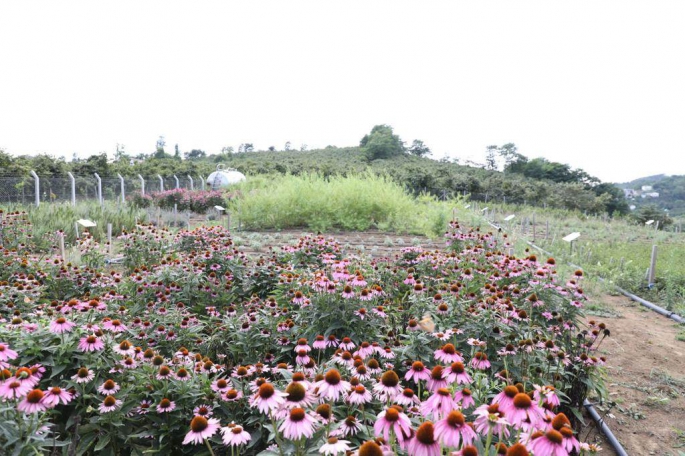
[0,173,210,206]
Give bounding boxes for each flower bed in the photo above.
[0,221,607,455]
[129,188,231,214]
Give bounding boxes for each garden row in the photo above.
[0,213,607,455]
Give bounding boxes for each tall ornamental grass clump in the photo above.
[0,202,146,249]
[231,173,454,236]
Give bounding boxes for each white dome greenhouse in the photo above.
[207,165,246,189]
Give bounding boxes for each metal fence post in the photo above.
[173,175,180,189]
[67,172,76,206]
[117,173,125,204]
[138,174,145,196]
[94,173,103,206]
[187,175,194,191]
[29,170,40,207]
[199,176,205,191]
[158,175,164,192]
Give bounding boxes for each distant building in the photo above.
[641,192,659,198]
[623,189,637,198]
[641,185,653,192]
[629,205,637,211]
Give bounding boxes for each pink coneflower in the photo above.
[373,370,403,401]
[295,338,311,353]
[0,343,18,362]
[434,410,477,448]
[493,385,520,409]
[71,367,95,384]
[473,403,510,439]
[359,289,374,302]
[505,393,544,428]
[354,341,374,359]
[325,334,340,348]
[534,385,561,408]
[379,347,395,359]
[182,416,220,445]
[313,335,327,350]
[102,319,127,333]
[211,377,232,393]
[497,343,518,356]
[315,403,334,425]
[78,335,104,352]
[347,385,372,405]
[551,413,581,454]
[17,389,48,414]
[49,317,75,334]
[113,340,135,356]
[314,369,350,402]
[282,381,316,409]
[319,436,351,455]
[454,387,475,410]
[156,365,173,380]
[296,350,311,366]
[374,406,412,444]
[192,404,213,418]
[354,308,367,319]
[434,343,463,364]
[469,352,491,370]
[341,286,355,299]
[97,379,121,395]
[221,423,251,447]
[41,386,73,407]
[175,368,191,381]
[529,429,568,456]
[421,388,459,420]
[122,357,138,369]
[407,421,440,456]
[339,337,355,351]
[279,407,317,440]
[395,388,420,407]
[426,366,448,392]
[136,400,152,414]
[405,361,431,384]
[0,380,31,399]
[334,415,363,437]
[157,398,176,413]
[250,383,287,414]
[222,389,244,402]
[292,291,307,305]
[99,395,122,413]
[443,362,472,385]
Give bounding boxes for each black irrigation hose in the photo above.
[583,400,629,456]
[485,217,673,455]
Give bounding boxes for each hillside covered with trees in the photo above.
[1,125,630,216]
[618,174,685,216]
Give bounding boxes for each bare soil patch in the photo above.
[585,295,685,455]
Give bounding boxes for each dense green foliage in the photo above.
[229,173,453,236]
[1,127,630,216]
[618,173,685,216]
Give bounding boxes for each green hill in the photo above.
[1,137,628,215]
[619,174,685,216]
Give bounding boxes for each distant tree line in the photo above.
[0,125,633,217]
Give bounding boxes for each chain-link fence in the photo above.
[0,172,208,207]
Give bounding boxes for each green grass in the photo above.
[1,201,146,249]
[228,172,459,237]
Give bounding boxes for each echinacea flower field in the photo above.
[0,212,609,455]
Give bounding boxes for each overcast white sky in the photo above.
[1,1,684,183]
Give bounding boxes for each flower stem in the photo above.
[204,438,216,456]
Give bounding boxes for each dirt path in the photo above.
[585,295,685,455]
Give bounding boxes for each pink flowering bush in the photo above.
[0,221,607,455]
[130,189,232,214]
